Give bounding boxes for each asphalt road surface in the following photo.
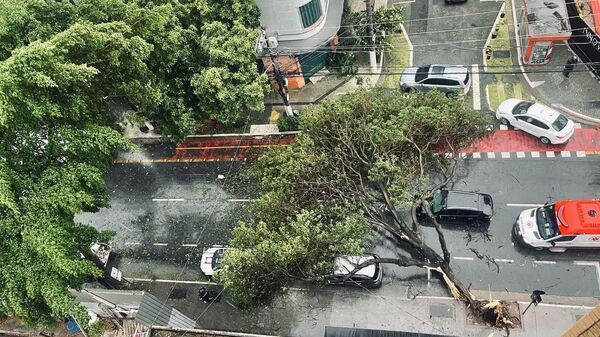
[78,147,600,297]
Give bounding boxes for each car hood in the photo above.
[400,67,418,85]
[497,98,523,114]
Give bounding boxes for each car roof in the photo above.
[555,200,600,235]
[334,255,377,278]
[444,190,484,211]
[525,103,563,124]
[428,64,468,81]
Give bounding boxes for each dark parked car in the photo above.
[329,254,383,289]
[419,190,494,225]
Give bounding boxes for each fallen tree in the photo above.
[217,89,518,332]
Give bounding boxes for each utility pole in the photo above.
[259,27,294,117]
[366,0,377,73]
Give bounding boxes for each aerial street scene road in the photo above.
[0,1,599,337]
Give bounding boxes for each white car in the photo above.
[495,99,575,144]
[200,246,227,276]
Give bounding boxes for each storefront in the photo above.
[566,0,600,77]
[518,0,572,64]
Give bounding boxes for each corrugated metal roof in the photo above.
[135,293,198,329]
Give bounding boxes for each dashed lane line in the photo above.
[152,198,185,202]
[227,199,256,202]
[453,256,474,261]
[126,242,141,245]
[533,260,557,265]
[125,277,217,285]
[495,258,514,263]
[153,243,168,246]
[182,243,198,247]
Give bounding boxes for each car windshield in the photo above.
[415,65,430,82]
[431,190,447,213]
[536,205,559,240]
[551,114,569,131]
[512,101,534,115]
[212,249,225,270]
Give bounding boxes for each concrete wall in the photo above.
[255,0,328,41]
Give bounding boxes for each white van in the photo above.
[513,200,600,252]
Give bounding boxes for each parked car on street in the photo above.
[495,99,575,144]
[329,254,383,288]
[200,246,227,276]
[513,199,600,252]
[418,190,494,226]
[399,64,471,96]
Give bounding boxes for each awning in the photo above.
[135,292,198,329]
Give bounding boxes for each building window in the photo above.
[299,0,322,28]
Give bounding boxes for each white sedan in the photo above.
[495,99,575,144]
[200,246,227,276]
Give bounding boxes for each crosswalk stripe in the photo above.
[531,151,540,158]
[576,151,586,157]
[546,151,555,158]
[561,151,571,157]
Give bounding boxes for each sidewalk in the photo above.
[507,0,600,124]
[126,280,598,337]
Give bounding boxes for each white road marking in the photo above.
[501,152,510,158]
[472,152,481,159]
[153,243,168,246]
[126,242,141,245]
[472,64,481,110]
[453,256,474,261]
[499,125,508,130]
[576,151,586,157]
[506,203,544,207]
[516,152,525,158]
[125,277,217,285]
[460,153,468,159]
[533,260,556,265]
[152,198,185,202]
[574,123,582,128]
[487,152,496,159]
[495,258,514,263]
[574,261,600,289]
[531,151,540,158]
[182,243,198,247]
[561,151,571,158]
[546,151,555,158]
[228,199,256,202]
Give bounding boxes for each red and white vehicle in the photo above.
[514,200,600,252]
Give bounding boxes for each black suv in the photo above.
[419,190,494,225]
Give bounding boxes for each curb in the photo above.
[152,326,279,337]
[551,103,600,126]
[482,2,506,72]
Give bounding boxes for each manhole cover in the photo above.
[430,303,454,319]
[492,50,510,58]
[169,288,188,299]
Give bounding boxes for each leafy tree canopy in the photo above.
[0,0,268,139]
[0,0,266,326]
[219,89,491,307]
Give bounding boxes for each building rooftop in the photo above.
[525,0,572,37]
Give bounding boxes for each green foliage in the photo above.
[348,6,405,49]
[87,319,104,337]
[220,89,491,306]
[216,209,372,307]
[0,9,144,327]
[276,115,301,132]
[0,0,268,140]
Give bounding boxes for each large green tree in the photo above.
[0,0,268,139]
[0,22,145,326]
[218,89,513,328]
